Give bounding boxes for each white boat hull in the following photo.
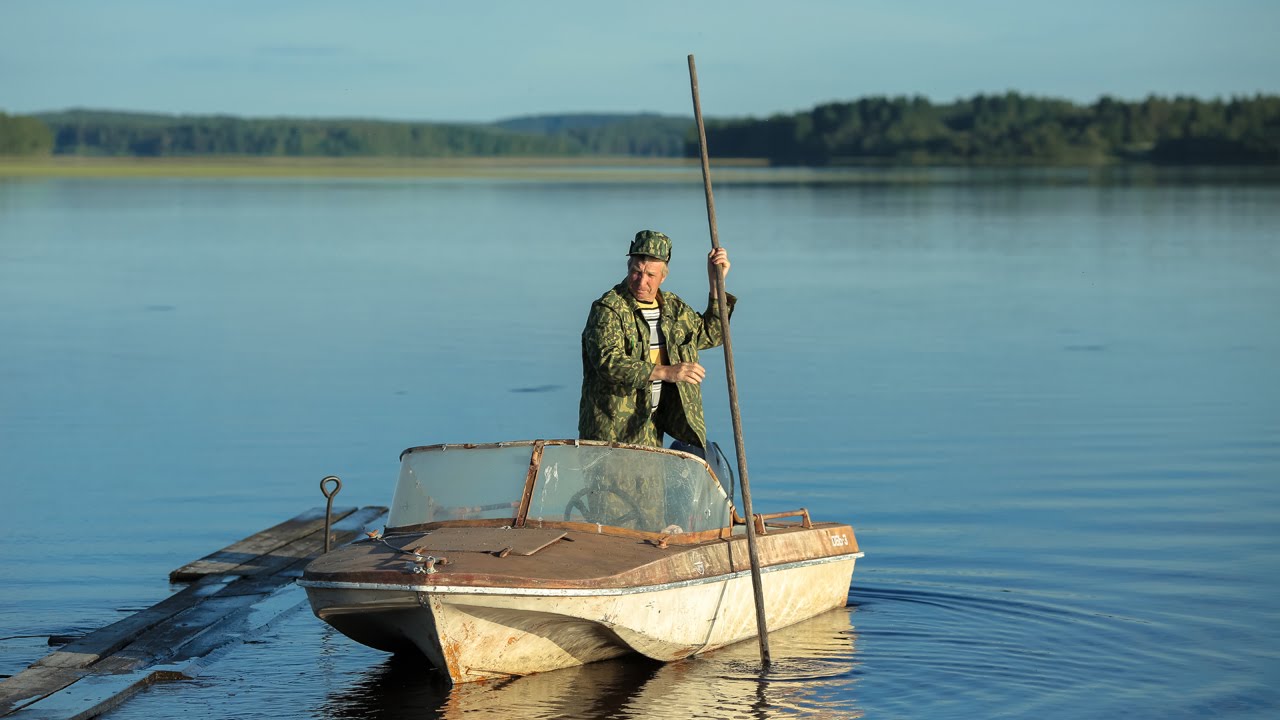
[304,554,858,683]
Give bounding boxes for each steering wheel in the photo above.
[563,485,646,528]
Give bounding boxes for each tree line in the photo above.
[699,93,1280,165]
[0,110,692,159]
[0,112,54,155]
[2,93,1277,165]
[27,110,581,157]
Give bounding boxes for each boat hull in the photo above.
[304,554,857,683]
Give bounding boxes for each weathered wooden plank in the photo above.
[148,512,384,668]
[0,668,86,717]
[5,668,170,720]
[90,526,387,674]
[97,507,388,673]
[168,506,356,582]
[3,579,228,712]
[9,586,314,720]
[0,506,388,719]
[34,577,232,670]
[164,583,311,665]
[326,505,388,549]
[88,594,263,675]
[227,506,389,579]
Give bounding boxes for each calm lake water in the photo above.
[1,168,1278,719]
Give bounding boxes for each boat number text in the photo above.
[830,534,850,547]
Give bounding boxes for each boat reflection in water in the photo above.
[319,607,861,720]
[300,440,863,684]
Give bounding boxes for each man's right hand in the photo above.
[652,362,706,384]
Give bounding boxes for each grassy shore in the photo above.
[0,155,775,181]
[8,155,1263,186]
[0,155,1016,185]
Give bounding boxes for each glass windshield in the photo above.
[388,443,533,527]
[527,444,733,534]
[387,441,733,534]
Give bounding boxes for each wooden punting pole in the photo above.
[687,53,771,667]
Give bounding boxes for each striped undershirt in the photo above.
[636,299,666,409]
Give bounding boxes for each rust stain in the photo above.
[438,613,475,683]
[439,634,466,682]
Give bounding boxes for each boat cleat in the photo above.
[408,555,450,574]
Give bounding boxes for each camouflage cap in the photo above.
[627,230,672,263]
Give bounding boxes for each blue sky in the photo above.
[3,0,1277,122]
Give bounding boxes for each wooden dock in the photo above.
[0,505,387,720]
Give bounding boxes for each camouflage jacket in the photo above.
[579,282,736,449]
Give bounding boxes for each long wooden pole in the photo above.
[688,53,771,666]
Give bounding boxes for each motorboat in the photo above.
[299,439,862,684]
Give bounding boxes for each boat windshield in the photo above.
[527,444,732,534]
[387,441,733,535]
[388,443,533,527]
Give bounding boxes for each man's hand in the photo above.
[707,247,730,288]
[651,362,707,384]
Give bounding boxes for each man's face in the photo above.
[626,257,668,302]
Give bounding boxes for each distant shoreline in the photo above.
[0,156,764,180]
[13,96,1275,168]
[3,156,1277,185]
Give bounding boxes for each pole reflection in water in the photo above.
[318,607,861,720]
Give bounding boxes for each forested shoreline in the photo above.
[705,93,1279,165]
[2,93,1277,165]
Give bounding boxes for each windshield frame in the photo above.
[387,439,737,543]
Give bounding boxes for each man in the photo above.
[579,229,734,450]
